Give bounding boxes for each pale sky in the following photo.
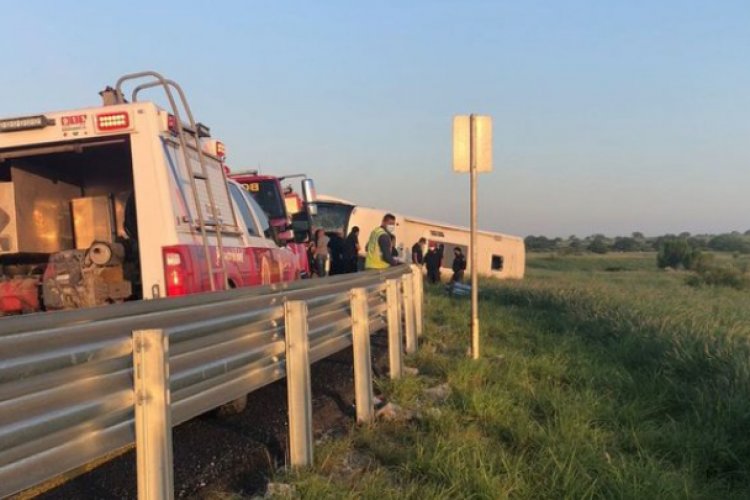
[2,1,748,237]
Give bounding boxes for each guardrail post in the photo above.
[386,279,403,379]
[284,300,313,468]
[133,329,174,500]
[410,265,424,337]
[351,287,374,424]
[402,274,417,354]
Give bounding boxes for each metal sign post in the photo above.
[453,114,492,360]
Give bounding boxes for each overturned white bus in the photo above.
[308,196,525,279]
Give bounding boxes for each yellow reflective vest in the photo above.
[365,226,390,270]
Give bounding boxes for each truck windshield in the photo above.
[246,179,286,220]
[311,202,354,234]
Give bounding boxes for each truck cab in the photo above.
[229,171,315,277]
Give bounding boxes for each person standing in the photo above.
[343,226,360,273]
[411,237,426,266]
[424,244,441,284]
[364,214,400,270]
[327,230,346,275]
[312,228,329,277]
[451,247,467,283]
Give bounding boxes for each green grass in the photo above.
[275,253,750,499]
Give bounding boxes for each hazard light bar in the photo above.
[0,115,54,133]
[95,112,130,132]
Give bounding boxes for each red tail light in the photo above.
[164,250,187,296]
[96,112,130,132]
[167,114,178,135]
[215,141,226,159]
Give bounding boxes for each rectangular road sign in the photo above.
[452,115,492,173]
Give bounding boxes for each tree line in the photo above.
[524,231,750,255]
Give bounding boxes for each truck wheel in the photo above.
[215,395,248,417]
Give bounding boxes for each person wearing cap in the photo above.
[364,213,400,270]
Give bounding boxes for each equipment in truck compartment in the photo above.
[0,277,40,314]
[42,241,132,310]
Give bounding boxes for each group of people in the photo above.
[411,238,466,284]
[308,226,361,277]
[307,212,466,285]
[307,213,402,277]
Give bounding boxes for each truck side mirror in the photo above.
[301,178,317,204]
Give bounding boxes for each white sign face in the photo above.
[452,115,492,173]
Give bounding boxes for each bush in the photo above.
[707,233,750,254]
[657,239,701,269]
[686,261,749,289]
[587,237,609,254]
[612,236,642,252]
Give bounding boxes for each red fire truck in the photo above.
[0,71,305,316]
[228,170,316,277]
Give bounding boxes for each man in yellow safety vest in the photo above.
[364,213,400,270]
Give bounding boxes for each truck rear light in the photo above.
[165,252,182,266]
[202,139,226,160]
[96,112,130,132]
[164,250,187,296]
[166,268,186,296]
[167,114,178,135]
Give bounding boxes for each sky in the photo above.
[2,1,749,237]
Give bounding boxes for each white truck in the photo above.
[0,71,303,316]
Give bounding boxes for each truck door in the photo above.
[242,190,288,283]
[228,182,278,285]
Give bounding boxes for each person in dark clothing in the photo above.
[424,244,441,284]
[390,234,399,258]
[451,247,467,283]
[327,231,346,275]
[411,237,426,266]
[343,226,360,273]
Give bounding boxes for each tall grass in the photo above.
[276,255,750,499]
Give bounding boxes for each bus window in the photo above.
[311,202,354,233]
[491,255,504,271]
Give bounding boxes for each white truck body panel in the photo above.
[0,100,295,308]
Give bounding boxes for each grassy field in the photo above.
[273,253,750,499]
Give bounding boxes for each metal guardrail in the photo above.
[0,265,422,498]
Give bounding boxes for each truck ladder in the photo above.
[113,71,230,292]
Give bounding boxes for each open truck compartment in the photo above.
[0,138,140,314]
